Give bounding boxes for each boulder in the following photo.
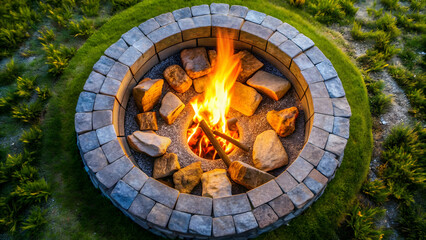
[159,92,185,124]
[135,112,158,131]
[208,50,217,69]
[228,161,275,189]
[267,107,299,137]
[201,169,232,198]
[230,82,262,116]
[246,71,291,101]
[153,152,181,179]
[173,162,203,193]
[127,131,171,157]
[180,47,212,79]
[193,75,209,93]
[133,78,163,112]
[163,65,192,93]
[234,50,264,83]
[252,130,288,171]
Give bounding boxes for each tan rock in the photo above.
[201,169,232,198]
[193,75,209,93]
[180,47,212,79]
[135,112,158,131]
[253,130,288,171]
[246,71,291,101]
[173,162,203,193]
[163,65,192,93]
[153,152,181,179]
[230,82,263,116]
[133,78,163,112]
[208,50,217,69]
[127,131,171,157]
[228,161,274,190]
[234,50,264,83]
[159,92,185,124]
[267,107,299,137]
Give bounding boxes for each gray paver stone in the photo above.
[100,77,120,96]
[313,97,333,115]
[300,142,325,166]
[147,22,182,52]
[75,112,92,134]
[138,18,160,35]
[141,178,179,208]
[316,60,338,80]
[178,15,211,40]
[213,194,251,217]
[122,27,144,45]
[93,110,112,129]
[155,12,175,26]
[147,203,173,228]
[175,193,212,215]
[287,183,314,209]
[277,23,299,39]
[189,215,212,236]
[107,61,129,81]
[95,156,133,188]
[133,37,155,56]
[173,7,191,21]
[278,40,302,61]
[325,77,345,98]
[233,211,258,234]
[292,34,315,51]
[268,32,288,47]
[83,147,107,172]
[292,53,314,72]
[229,5,248,18]
[303,169,328,194]
[313,113,334,133]
[168,210,191,233]
[78,131,100,153]
[76,91,96,112]
[261,15,283,31]
[211,15,244,38]
[240,21,273,49]
[96,125,116,145]
[104,38,128,60]
[123,167,148,191]
[213,216,235,237]
[93,94,115,111]
[287,157,314,182]
[268,194,294,217]
[101,138,124,163]
[129,194,155,219]
[301,66,324,85]
[245,10,266,24]
[210,3,229,14]
[118,46,142,70]
[310,82,329,98]
[326,134,348,156]
[191,4,210,16]
[317,151,338,177]
[275,171,298,193]
[308,126,329,149]
[247,180,282,208]
[253,204,279,228]
[305,46,327,65]
[84,71,105,93]
[333,117,350,139]
[332,97,352,117]
[93,55,115,76]
[110,180,138,209]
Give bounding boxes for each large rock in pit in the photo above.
[135,112,158,131]
[127,131,171,157]
[234,50,264,83]
[208,50,217,69]
[230,82,262,116]
[173,161,203,193]
[246,71,291,101]
[252,130,288,171]
[228,161,275,189]
[163,65,192,93]
[132,78,163,112]
[267,107,299,137]
[193,75,209,93]
[201,169,232,198]
[153,152,180,179]
[159,92,185,124]
[180,47,212,79]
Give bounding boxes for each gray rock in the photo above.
[118,46,142,71]
[191,4,210,16]
[173,162,203,194]
[163,65,192,93]
[299,143,325,166]
[235,50,264,82]
[313,113,334,132]
[107,61,129,81]
[268,32,288,48]
[301,66,324,85]
[189,215,212,236]
[93,55,115,76]
[122,27,144,46]
[229,5,248,18]
[104,38,128,60]
[100,77,120,96]
[333,117,350,139]
[147,22,181,52]
[101,138,124,163]
[313,97,333,115]
[159,92,185,124]
[261,15,283,31]
[95,156,133,188]
[305,46,327,65]
[93,110,113,130]
[83,147,108,172]
[138,18,160,35]
[213,216,235,237]
[213,194,251,217]
[292,53,315,74]
[168,210,191,233]
[292,34,315,51]
[325,134,348,156]
[287,157,314,182]
[316,61,338,80]
[233,211,258,234]
[93,94,115,111]
[245,10,266,24]
[201,169,232,198]
[84,71,105,93]
[308,126,329,149]
[252,130,288,171]
[76,91,96,112]
[332,97,352,117]
[110,180,138,209]
[75,112,92,134]
[175,193,212,216]
[141,178,179,208]
[317,151,338,177]
[133,36,155,55]
[268,194,294,217]
[172,7,191,21]
[147,203,173,228]
[153,152,180,179]
[154,12,175,26]
[253,204,278,228]
[303,169,328,194]
[247,70,291,101]
[129,194,156,219]
[277,23,299,39]
[275,171,298,193]
[247,180,283,208]
[180,47,211,79]
[96,125,116,145]
[210,3,229,14]
[325,77,345,98]
[78,131,100,153]
[287,183,314,208]
[279,40,302,59]
[230,82,262,116]
[310,82,331,99]
[123,167,148,191]
[127,131,171,157]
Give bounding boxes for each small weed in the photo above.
[367,7,383,18]
[346,203,386,240]
[81,0,100,16]
[397,204,426,239]
[20,125,43,151]
[380,0,400,10]
[376,13,401,38]
[111,0,139,10]
[35,86,52,102]
[20,206,48,237]
[362,179,391,204]
[11,101,43,124]
[0,58,23,86]
[16,77,36,99]
[68,17,95,37]
[42,43,76,75]
[38,28,55,44]
[10,178,51,205]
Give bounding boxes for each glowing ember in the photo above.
[187,32,242,159]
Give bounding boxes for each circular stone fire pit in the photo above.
[75,3,351,239]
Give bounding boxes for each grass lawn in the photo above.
[40,0,373,239]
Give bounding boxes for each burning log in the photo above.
[212,130,249,152]
[199,120,232,167]
[226,117,238,131]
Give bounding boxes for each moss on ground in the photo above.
[40,0,372,239]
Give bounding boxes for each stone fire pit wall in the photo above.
[74,3,351,239]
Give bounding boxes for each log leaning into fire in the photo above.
[212,130,250,152]
[199,120,232,167]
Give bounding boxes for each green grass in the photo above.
[40,0,372,239]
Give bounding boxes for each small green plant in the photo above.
[409,0,426,12]
[0,151,34,184]
[376,13,401,38]
[20,125,43,150]
[42,43,76,75]
[0,58,23,86]
[367,7,383,18]
[16,76,36,99]
[358,49,389,72]
[346,203,386,240]
[397,204,426,239]
[36,86,52,102]
[11,101,43,124]
[398,48,417,70]
[20,206,48,237]
[362,179,391,204]
[351,22,370,40]
[370,92,392,115]
[10,178,51,205]
[289,0,306,6]
[11,165,39,184]
[38,28,55,44]
[380,0,401,10]
[81,0,100,16]
[47,6,73,27]
[111,0,139,10]
[68,17,95,37]
[0,90,19,114]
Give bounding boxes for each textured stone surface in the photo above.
[154,12,175,26]
[96,156,133,188]
[100,77,121,96]
[332,97,352,117]
[305,46,327,65]
[247,180,283,208]
[229,5,248,18]
[178,15,211,40]
[245,10,266,24]
[253,204,279,228]
[75,112,92,134]
[316,61,338,80]
[268,194,294,217]
[118,46,143,74]
[202,169,232,198]
[277,23,299,39]
[147,22,181,52]
[313,113,334,132]
[317,151,338,177]
[138,18,160,35]
[233,211,258,234]
[299,143,325,166]
[101,138,125,163]
[275,171,298,193]
[313,97,333,115]
[230,82,262,116]
[93,110,112,129]
[133,78,163,112]
[291,53,315,81]
[278,40,302,66]
[213,194,251,217]
[303,169,328,194]
[252,130,288,171]
[287,183,314,208]
[247,70,291,101]
[193,75,208,93]
[326,134,348,156]
[308,126,329,149]
[228,161,274,189]
[180,47,211,79]
[122,27,144,46]
[93,56,115,76]
[168,210,191,233]
[240,21,273,49]
[292,34,314,51]
[147,203,173,228]
[173,7,191,21]
[104,38,128,60]
[189,215,212,236]
[123,167,148,191]
[309,82,330,98]
[235,50,264,82]
[110,180,138,209]
[96,125,116,145]
[133,36,155,56]
[141,178,179,208]
[210,3,229,14]
[213,216,235,237]
[211,15,244,39]
[93,94,115,111]
[262,15,283,31]
[191,4,210,16]
[163,65,192,93]
[129,194,155,219]
[159,92,185,124]
[267,107,299,137]
[325,77,345,98]
[333,117,350,139]
[153,152,180,179]
[173,161,203,193]
[127,131,171,157]
[135,112,158,131]
[268,32,288,48]
[287,157,314,182]
[176,193,212,215]
[84,71,105,93]
[83,147,108,172]
[76,92,96,112]
[107,61,130,81]
[301,66,324,85]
